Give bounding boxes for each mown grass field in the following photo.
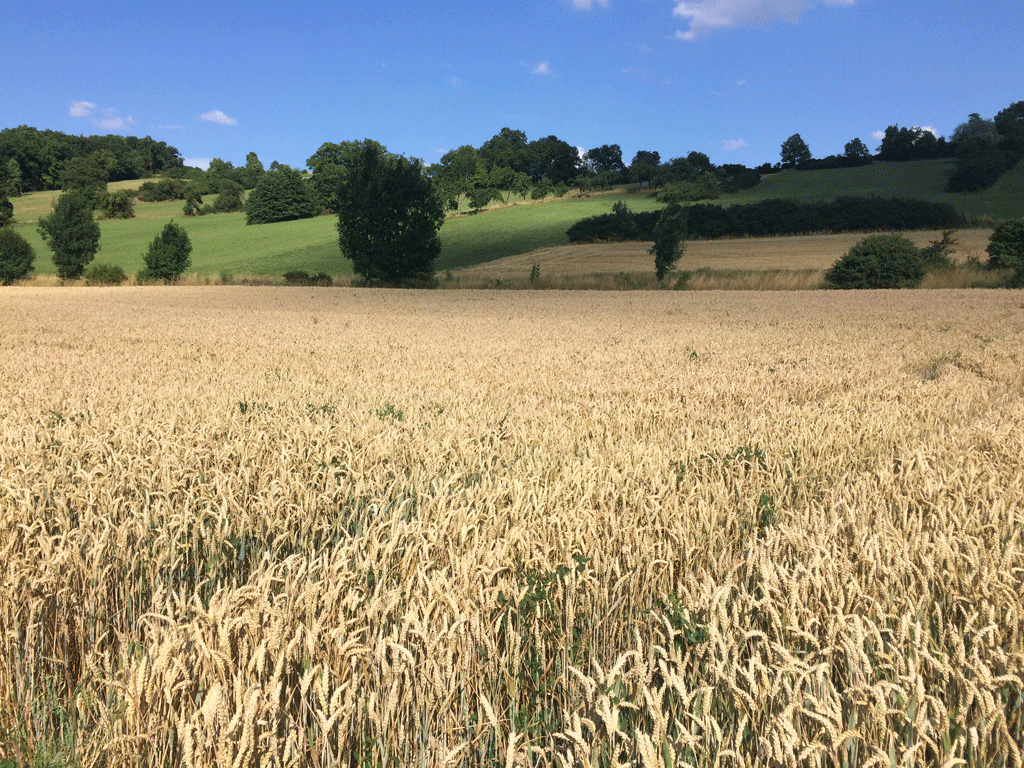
[7,158,1023,281]
[1,288,1022,767]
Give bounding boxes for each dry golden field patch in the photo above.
[1,287,1023,768]
[451,229,996,290]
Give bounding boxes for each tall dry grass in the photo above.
[1,287,1022,767]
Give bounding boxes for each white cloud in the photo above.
[723,139,748,150]
[69,100,96,117]
[571,0,609,8]
[532,61,553,75]
[674,0,854,40]
[69,101,135,131]
[200,109,238,126]
[184,158,213,170]
[916,125,938,137]
[870,130,885,141]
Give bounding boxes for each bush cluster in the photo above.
[84,263,127,285]
[283,270,332,286]
[986,219,1024,286]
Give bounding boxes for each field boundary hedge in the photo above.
[567,195,967,243]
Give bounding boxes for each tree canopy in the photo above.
[336,143,445,287]
[141,221,193,281]
[245,166,316,224]
[37,190,101,279]
[780,134,812,168]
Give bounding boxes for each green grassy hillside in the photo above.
[6,159,1021,278]
[731,158,1024,220]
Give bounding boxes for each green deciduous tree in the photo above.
[650,205,687,282]
[780,134,812,168]
[140,221,193,281]
[37,190,101,279]
[628,150,661,188]
[0,227,35,284]
[336,143,445,287]
[245,166,317,224]
[480,128,529,174]
[986,219,1024,286]
[824,233,924,289]
[843,138,871,163]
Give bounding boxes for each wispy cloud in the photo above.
[723,139,748,150]
[871,130,885,141]
[673,0,854,40]
[69,100,96,118]
[200,109,237,126]
[184,158,213,170]
[571,0,609,9]
[69,101,135,130]
[532,61,553,76]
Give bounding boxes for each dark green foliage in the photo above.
[986,219,1024,285]
[0,227,34,284]
[0,197,12,227]
[212,180,244,213]
[876,125,952,161]
[530,178,553,200]
[245,167,317,224]
[99,189,134,219]
[656,177,719,203]
[567,196,964,245]
[37,190,101,279]
[919,230,958,269]
[58,154,110,203]
[283,270,332,286]
[182,186,203,216]
[468,186,499,213]
[947,142,1017,192]
[651,205,686,282]
[824,233,925,289]
[0,125,182,191]
[140,220,192,281]
[83,263,127,285]
[780,134,812,167]
[565,203,660,243]
[719,164,761,193]
[136,178,187,202]
[336,143,445,286]
[628,149,660,187]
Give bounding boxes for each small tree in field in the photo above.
[140,221,193,281]
[986,219,1024,286]
[0,227,35,284]
[780,134,812,168]
[824,233,924,289]
[651,205,687,282]
[38,190,101,279]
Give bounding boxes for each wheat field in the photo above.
[1,287,1022,768]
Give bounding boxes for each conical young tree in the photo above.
[141,220,192,281]
[37,190,101,279]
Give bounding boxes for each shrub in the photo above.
[283,270,333,287]
[920,230,958,269]
[140,221,192,281]
[183,187,203,216]
[99,190,135,219]
[136,179,186,202]
[84,263,127,285]
[0,227,34,284]
[212,180,245,213]
[824,233,925,289]
[986,219,1024,286]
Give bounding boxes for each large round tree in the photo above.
[245,166,316,224]
[37,190,101,279]
[336,143,444,287]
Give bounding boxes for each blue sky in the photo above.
[2,0,1021,171]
